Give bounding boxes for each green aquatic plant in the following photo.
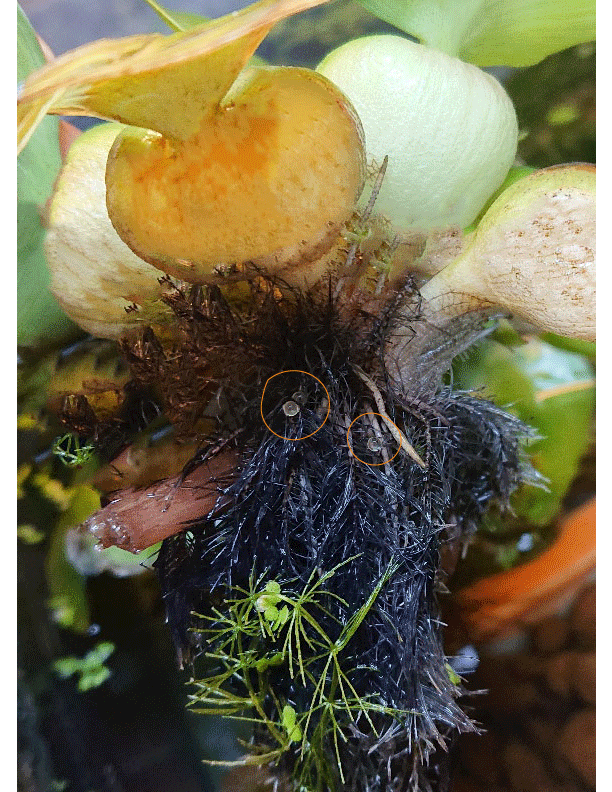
[189,557,417,788]
[52,433,96,468]
[53,641,116,692]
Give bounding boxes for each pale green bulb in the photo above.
[318,35,518,232]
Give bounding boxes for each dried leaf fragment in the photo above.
[84,450,237,553]
[18,0,331,151]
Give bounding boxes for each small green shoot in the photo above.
[52,433,96,468]
[17,524,45,544]
[54,641,115,691]
[445,662,462,687]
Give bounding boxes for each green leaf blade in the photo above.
[17,5,80,349]
[459,0,595,67]
[456,337,594,527]
[143,0,209,32]
[357,0,595,66]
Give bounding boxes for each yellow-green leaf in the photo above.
[282,704,297,730]
[18,0,330,152]
[144,0,209,32]
[458,0,595,67]
[45,485,102,633]
[17,464,32,499]
[17,4,80,348]
[17,524,46,544]
[357,0,595,67]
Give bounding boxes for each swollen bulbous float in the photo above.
[317,34,519,232]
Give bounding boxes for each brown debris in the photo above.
[92,437,203,493]
[569,582,596,649]
[544,651,581,698]
[119,318,216,439]
[459,732,505,785]
[571,652,596,705]
[451,580,595,792]
[556,708,596,788]
[542,650,595,702]
[503,741,557,792]
[532,615,569,655]
[523,716,559,761]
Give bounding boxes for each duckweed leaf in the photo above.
[54,641,115,691]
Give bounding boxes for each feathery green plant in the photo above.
[189,556,412,786]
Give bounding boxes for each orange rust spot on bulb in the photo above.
[124,108,279,236]
[199,105,278,178]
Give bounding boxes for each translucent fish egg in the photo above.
[283,400,300,417]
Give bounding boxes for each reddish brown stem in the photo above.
[82,450,237,553]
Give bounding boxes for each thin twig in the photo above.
[361,156,389,223]
[352,365,427,469]
[334,156,389,301]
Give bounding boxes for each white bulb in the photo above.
[318,35,518,232]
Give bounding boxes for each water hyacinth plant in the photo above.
[17,0,595,790]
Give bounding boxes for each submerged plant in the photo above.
[18,0,595,790]
[54,641,115,692]
[143,274,535,791]
[52,433,96,467]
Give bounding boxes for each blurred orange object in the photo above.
[455,498,595,641]
[58,119,81,159]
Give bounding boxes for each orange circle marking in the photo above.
[261,370,330,441]
[347,412,401,466]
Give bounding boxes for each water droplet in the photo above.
[283,400,300,417]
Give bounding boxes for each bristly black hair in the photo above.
[120,273,532,792]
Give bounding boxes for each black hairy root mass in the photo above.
[117,275,531,792]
